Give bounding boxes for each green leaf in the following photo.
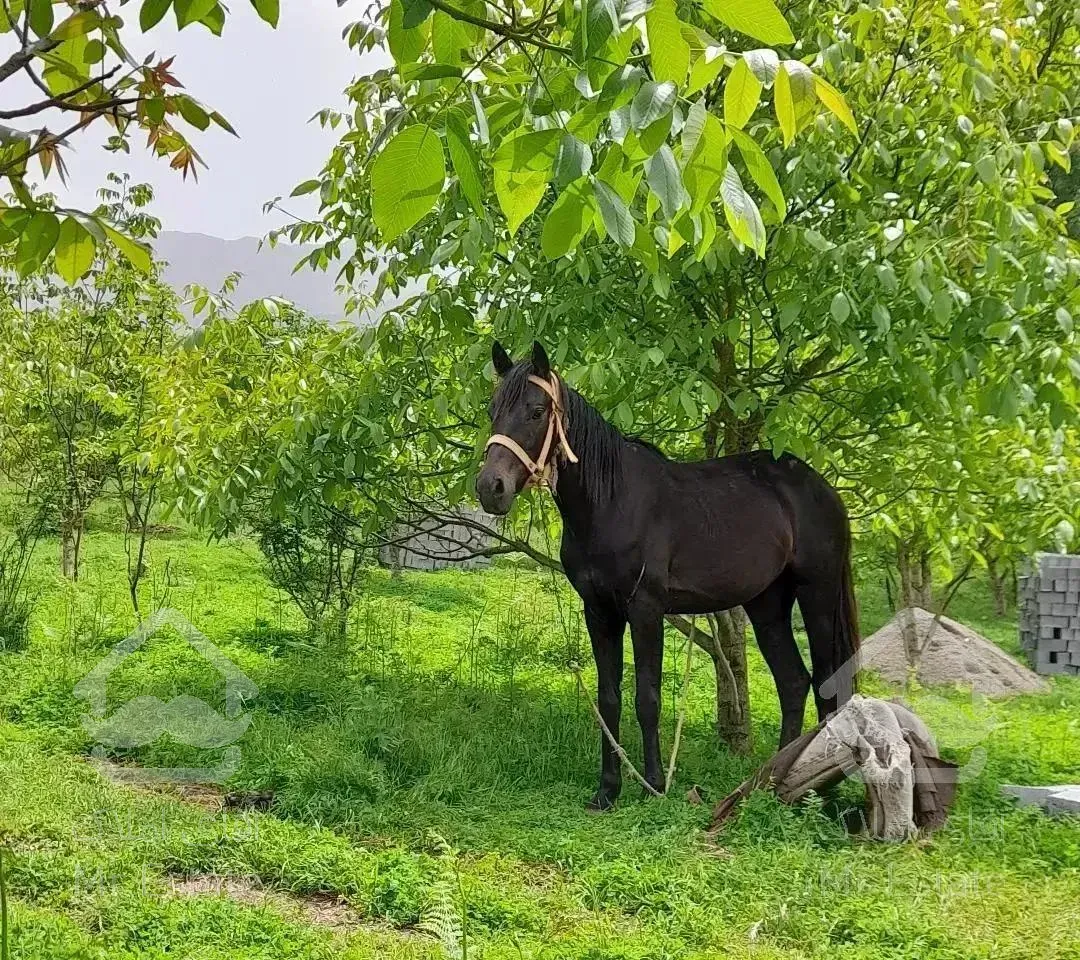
[720,163,765,255]
[631,221,660,273]
[250,0,280,27]
[492,128,561,174]
[495,168,548,236]
[140,0,171,29]
[681,98,708,161]
[830,291,850,324]
[630,81,677,130]
[16,211,59,276]
[177,95,210,130]
[54,217,95,284]
[445,112,484,214]
[388,0,430,63]
[701,0,793,45]
[52,10,102,40]
[200,2,225,34]
[813,76,856,135]
[684,114,727,215]
[645,145,689,220]
[645,0,690,86]
[577,0,618,59]
[637,112,673,157]
[687,49,724,95]
[370,125,446,241]
[27,0,53,37]
[541,179,595,259]
[290,179,322,197]
[553,133,593,187]
[730,128,785,218]
[432,9,469,65]
[101,223,152,273]
[593,179,635,247]
[174,0,216,28]
[724,57,761,130]
[210,111,237,136]
[774,64,795,146]
[400,63,462,82]
[399,0,432,28]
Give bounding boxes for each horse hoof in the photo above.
[586,792,617,812]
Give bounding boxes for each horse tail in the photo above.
[833,529,861,699]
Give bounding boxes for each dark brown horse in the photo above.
[477,342,860,810]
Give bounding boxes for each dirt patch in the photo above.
[859,607,1048,697]
[168,875,389,935]
[89,758,226,812]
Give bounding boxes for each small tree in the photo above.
[0,176,181,580]
[150,292,379,639]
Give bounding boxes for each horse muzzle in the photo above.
[476,463,518,515]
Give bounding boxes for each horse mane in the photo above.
[491,360,666,505]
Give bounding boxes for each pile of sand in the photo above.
[858,607,1048,697]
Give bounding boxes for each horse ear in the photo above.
[492,341,513,378]
[531,341,551,379]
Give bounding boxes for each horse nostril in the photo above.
[492,477,505,495]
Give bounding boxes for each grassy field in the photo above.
[1,522,1079,959]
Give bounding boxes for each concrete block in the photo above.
[1046,788,1080,816]
[1039,636,1070,652]
[1001,784,1080,807]
[1052,604,1074,616]
[1040,555,1070,570]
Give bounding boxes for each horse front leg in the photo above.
[629,611,665,796]
[583,601,626,810]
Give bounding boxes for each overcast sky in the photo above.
[16,2,387,239]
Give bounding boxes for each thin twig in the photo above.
[665,617,697,793]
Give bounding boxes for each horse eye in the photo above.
[530,407,545,420]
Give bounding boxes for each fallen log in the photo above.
[709,695,958,841]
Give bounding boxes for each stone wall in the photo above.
[1019,553,1080,676]
[378,506,494,572]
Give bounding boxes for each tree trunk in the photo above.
[986,555,1008,617]
[59,515,82,581]
[710,610,752,754]
[919,549,933,610]
[895,539,919,672]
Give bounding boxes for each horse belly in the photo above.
[664,519,791,614]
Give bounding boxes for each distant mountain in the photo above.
[155,231,415,321]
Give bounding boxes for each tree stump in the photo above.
[709,696,958,841]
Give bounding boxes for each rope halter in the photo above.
[485,372,579,489]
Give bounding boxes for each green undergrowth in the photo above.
[0,527,1077,958]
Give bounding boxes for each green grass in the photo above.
[0,524,1078,958]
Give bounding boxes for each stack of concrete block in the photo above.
[1018,553,1080,675]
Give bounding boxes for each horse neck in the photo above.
[552,387,622,533]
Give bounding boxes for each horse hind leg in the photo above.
[796,581,852,722]
[743,577,809,748]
